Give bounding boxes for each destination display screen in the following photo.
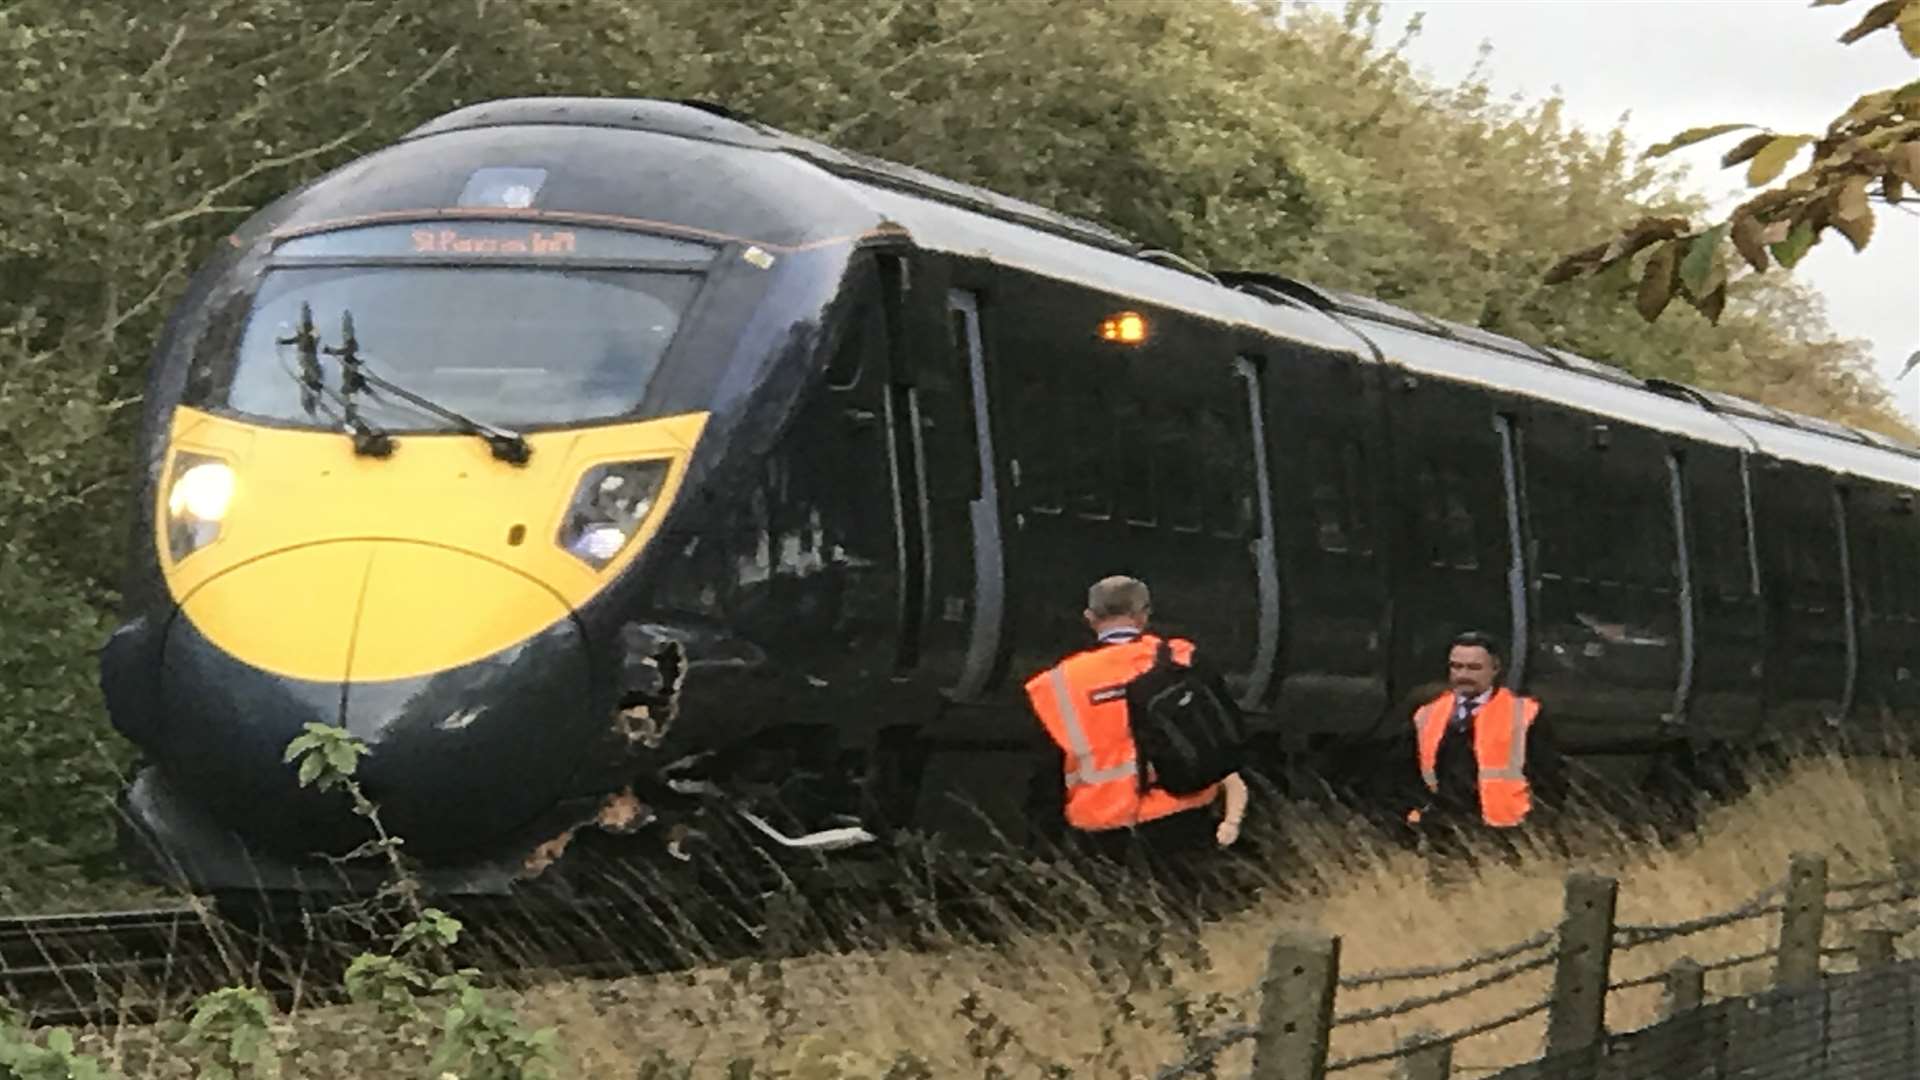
[271,221,717,264]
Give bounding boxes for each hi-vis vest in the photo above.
[1024,633,1222,832]
[1411,686,1540,828]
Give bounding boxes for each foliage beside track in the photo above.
[7,749,1920,1077]
[0,0,1912,905]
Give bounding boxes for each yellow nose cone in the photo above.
[178,541,572,684]
[348,543,571,683]
[177,544,368,683]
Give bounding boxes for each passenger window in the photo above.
[1068,381,1114,520]
[1441,481,1479,570]
[1162,404,1203,532]
[1344,440,1375,558]
[1417,462,1446,567]
[1017,379,1062,514]
[1306,436,1348,553]
[1117,394,1157,527]
[1198,406,1251,538]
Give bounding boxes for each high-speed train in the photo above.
[101,97,1920,898]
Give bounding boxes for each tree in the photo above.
[1544,0,1920,327]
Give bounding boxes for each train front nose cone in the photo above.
[159,542,371,855]
[339,542,594,858]
[161,542,595,862]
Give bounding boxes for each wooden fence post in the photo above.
[1853,927,1896,970]
[1250,928,1339,1080]
[1662,957,1705,1018]
[1394,1026,1452,1080]
[1545,870,1618,1058]
[1774,851,1827,990]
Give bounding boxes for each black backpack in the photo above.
[1124,637,1248,796]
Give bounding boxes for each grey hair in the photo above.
[1087,575,1151,619]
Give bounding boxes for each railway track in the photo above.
[0,815,1286,1032]
[0,906,231,1028]
[0,847,1029,1030]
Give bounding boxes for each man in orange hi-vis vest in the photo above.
[1402,630,1562,839]
[1023,575,1248,872]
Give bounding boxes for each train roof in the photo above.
[398,97,1920,487]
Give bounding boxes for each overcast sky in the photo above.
[1304,0,1919,425]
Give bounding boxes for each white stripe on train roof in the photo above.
[852,181,1920,491]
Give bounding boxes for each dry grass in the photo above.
[47,747,1920,1078]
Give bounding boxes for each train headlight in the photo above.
[557,459,669,571]
[164,453,235,562]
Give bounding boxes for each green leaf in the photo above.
[296,753,323,788]
[1747,135,1812,185]
[1900,2,1920,55]
[1644,123,1754,158]
[282,732,316,764]
[1769,219,1818,267]
[1680,224,1729,296]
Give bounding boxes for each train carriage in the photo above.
[101,97,1920,898]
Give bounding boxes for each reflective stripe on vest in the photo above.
[1412,687,1537,827]
[1047,666,1139,786]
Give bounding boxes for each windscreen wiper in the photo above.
[333,308,532,466]
[278,302,395,458]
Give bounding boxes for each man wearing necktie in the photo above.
[1402,630,1562,843]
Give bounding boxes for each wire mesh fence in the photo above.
[1152,849,1920,1079]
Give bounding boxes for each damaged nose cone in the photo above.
[614,633,687,749]
[520,786,657,880]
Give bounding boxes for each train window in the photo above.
[1306,436,1349,553]
[1198,406,1253,538]
[1344,439,1376,558]
[1016,379,1062,514]
[1859,522,1885,618]
[1417,461,1479,570]
[1903,525,1920,620]
[1162,404,1204,532]
[1883,516,1919,620]
[823,301,879,391]
[1067,381,1115,520]
[944,294,987,498]
[225,266,702,430]
[1417,462,1445,566]
[1117,394,1158,527]
[1442,484,1479,569]
[1635,487,1678,592]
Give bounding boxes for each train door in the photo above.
[1520,407,1684,740]
[1751,457,1851,732]
[1257,339,1392,735]
[899,275,1008,706]
[697,251,916,688]
[876,258,1036,847]
[1382,372,1526,718]
[992,282,1267,702]
[1847,484,1920,736]
[1682,447,1765,742]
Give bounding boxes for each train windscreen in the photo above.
[224,261,703,431]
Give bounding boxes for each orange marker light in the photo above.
[1098,311,1149,344]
